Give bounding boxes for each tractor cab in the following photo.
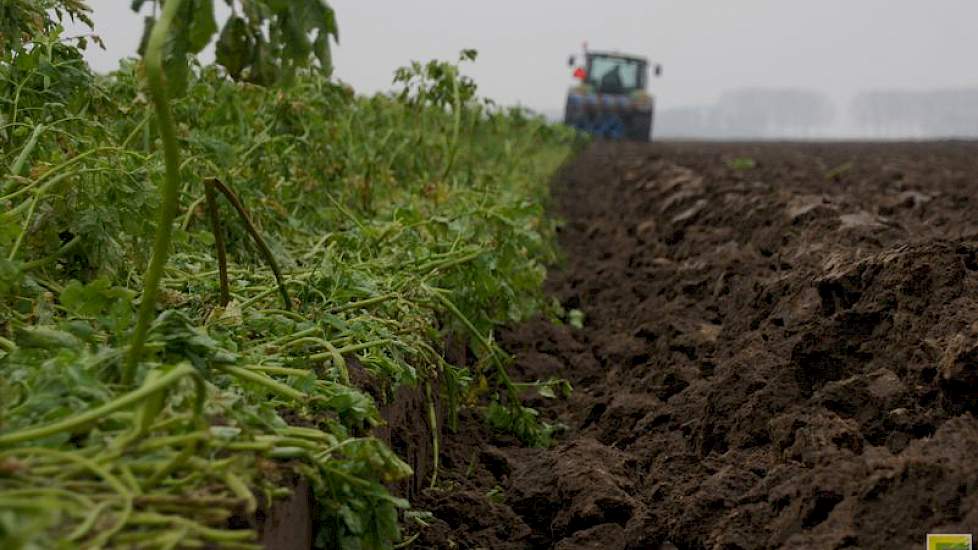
[577,52,654,95]
[564,49,662,141]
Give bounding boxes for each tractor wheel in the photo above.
[626,112,653,142]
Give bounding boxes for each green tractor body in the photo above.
[564,51,660,141]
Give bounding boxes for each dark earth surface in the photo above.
[410,142,978,549]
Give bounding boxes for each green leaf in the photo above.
[215,15,252,79]
[162,36,191,97]
[306,1,338,42]
[148,310,239,369]
[263,0,291,12]
[0,259,23,296]
[60,278,133,317]
[282,9,312,61]
[58,278,136,337]
[249,38,279,85]
[15,326,83,350]
[322,3,339,41]
[313,32,332,76]
[338,505,364,535]
[140,9,192,97]
[187,0,218,54]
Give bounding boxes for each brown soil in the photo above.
[411,142,978,549]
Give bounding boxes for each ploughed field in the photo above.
[415,142,978,549]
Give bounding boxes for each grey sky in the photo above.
[72,1,978,115]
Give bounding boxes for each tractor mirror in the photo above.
[568,55,576,67]
[654,64,663,77]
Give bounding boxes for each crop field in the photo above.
[0,3,575,548]
[416,142,978,549]
[5,4,978,550]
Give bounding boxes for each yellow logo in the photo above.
[928,534,973,550]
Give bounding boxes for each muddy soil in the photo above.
[412,142,978,549]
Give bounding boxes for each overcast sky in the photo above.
[71,1,978,115]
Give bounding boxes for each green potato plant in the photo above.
[0,2,575,548]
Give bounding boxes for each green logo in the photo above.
[928,534,973,550]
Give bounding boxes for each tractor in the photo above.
[563,48,661,142]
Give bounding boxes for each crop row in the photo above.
[0,6,575,548]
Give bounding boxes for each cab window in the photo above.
[587,56,645,93]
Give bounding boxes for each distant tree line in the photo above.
[657,87,978,139]
[850,89,978,138]
[657,88,836,139]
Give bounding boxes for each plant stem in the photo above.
[7,191,39,260]
[124,0,186,385]
[23,236,81,270]
[8,123,44,177]
[426,286,517,395]
[328,293,395,314]
[218,365,306,402]
[441,68,462,181]
[205,178,291,310]
[0,364,202,447]
[426,382,439,489]
[204,182,230,306]
[306,338,391,362]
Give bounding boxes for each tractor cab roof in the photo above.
[586,51,648,64]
